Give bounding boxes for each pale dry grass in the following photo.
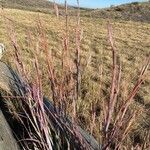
[0,7,150,149]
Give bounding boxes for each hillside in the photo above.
[84,2,150,23]
[1,0,53,8]
[1,1,150,22]
[0,0,63,13]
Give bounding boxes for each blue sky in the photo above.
[51,0,146,8]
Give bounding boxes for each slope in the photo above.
[84,2,150,23]
[0,7,149,149]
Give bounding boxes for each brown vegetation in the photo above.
[0,1,150,149]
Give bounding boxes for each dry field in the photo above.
[0,7,150,149]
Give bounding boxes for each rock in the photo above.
[0,109,20,150]
[0,62,25,95]
[44,97,101,150]
[0,62,20,150]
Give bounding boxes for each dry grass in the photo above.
[0,7,150,149]
[82,2,150,23]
